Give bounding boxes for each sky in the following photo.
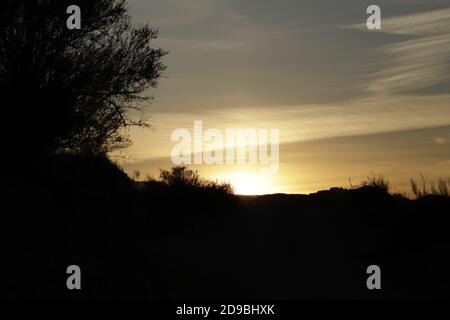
[119,0,450,195]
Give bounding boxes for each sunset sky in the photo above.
[120,0,450,194]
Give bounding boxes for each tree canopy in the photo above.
[0,0,166,155]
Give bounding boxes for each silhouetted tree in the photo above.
[0,0,166,156]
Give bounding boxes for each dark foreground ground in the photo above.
[2,154,450,299]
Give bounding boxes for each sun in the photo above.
[228,170,275,195]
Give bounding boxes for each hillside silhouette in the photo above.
[2,154,450,299]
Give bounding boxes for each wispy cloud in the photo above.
[381,7,450,36]
[124,94,450,161]
[349,8,450,95]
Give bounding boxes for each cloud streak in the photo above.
[349,8,450,95]
[124,93,450,161]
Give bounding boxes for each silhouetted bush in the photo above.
[157,166,234,195]
[160,166,202,187]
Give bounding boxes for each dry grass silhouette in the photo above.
[411,174,449,198]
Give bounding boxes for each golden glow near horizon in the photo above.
[122,124,450,195]
[121,3,450,195]
[217,170,278,195]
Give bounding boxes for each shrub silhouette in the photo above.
[0,0,166,156]
[160,166,202,187]
[158,166,234,194]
